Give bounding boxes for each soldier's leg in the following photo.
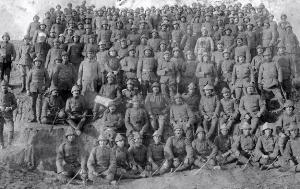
[6,119,14,146]
[29,92,38,122]
[19,65,26,92]
[77,117,87,131]
[207,117,218,139]
[4,64,11,83]
[36,93,43,123]
[158,115,166,135]
[0,118,4,148]
[282,79,292,99]
[158,159,172,175]
[250,117,260,135]
[160,83,167,96]
[169,80,176,98]
[234,87,243,100]
[272,88,284,107]
[150,117,158,131]
[203,119,209,134]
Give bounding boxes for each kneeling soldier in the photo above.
[148,131,165,175]
[56,127,88,184]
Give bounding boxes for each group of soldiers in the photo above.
[0,0,300,185]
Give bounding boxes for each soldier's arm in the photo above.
[164,137,175,160]
[56,144,65,173]
[186,104,195,125]
[116,113,124,129]
[258,96,266,115]
[136,59,142,80]
[147,145,154,163]
[258,64,263,85]
[108,148,117,174]
[10,93,17,111]
[245,47,251,63]
[180,35,187,49]
[124,109,134,132]
[45,50,51,70]
[77,62,83,86]
[231,65,236,84]
[52,66,59,87]
[65,99,71,116]
[44,69,51,89]
[185,139,193,160]
[276,63,283,83]
[254,137,264,157]
[26,71,32,92]
[87,148,97,174]
[140,110,149,134]
[213,96,220,118]
[209,37,214,52]
[11,44,17,61]
[195,63,204,78]
[238,97,247,117]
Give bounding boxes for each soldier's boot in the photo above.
[7,131,13,146]
[21,76,26,92]
[36,97,42,123]
[0,133,4,149]
[29,108,37,123]
[175,163,190,172]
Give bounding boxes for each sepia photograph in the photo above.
[0,0,299,188]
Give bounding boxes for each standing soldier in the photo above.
[234,37,251,64]
[0,32,16,82]
[0,81,17,148]
[261,21,276,52]
[273,43,295,99]
[199,84,220,140]
[101,101,123,132]
[30,33,50,65]
[52,51,77,101]
[45,39,63,73]
[17,35,33,92]
[231,55,253,101]
[120,45,138,82]
[65,85,88,136]
[194,28,214,57]
[27,15,40,39]
[218,49,235,92]
[147,29,161,53]
[258,48,284,108]
[239,83,266,135]
[26,57,50,123]
[161,125,193,174]
[67,34,84,73]
[41,85,65,124]
[51,16,65,37]
[181,51,198,89]
[125,96,149,146]
[144,82,169,136]
[282,24,299,66]
[251,45,264,87]
[137,46,157,96]
[87,134,116,184]
[56,127,88,184]
[195,52,218,96]
[170,93,195,141]
[220,28,236,54]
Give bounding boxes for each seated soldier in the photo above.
[101,101,123,133]
[160,124,193,174]
[233,122,258,166]
[192,127,217,169]
[87,134,116,184]
[128,132,150,177]
[56,127,88,184]
[114,133,139,179]
[219,87,239,135]
[125,95,149,146]
[93,72,121,120]
[199,84,220,141]
[213,124,236,167]
[253,122,279,170]
[41,85,65,124]
[65,85,88,136]
[148,131,165,176]
[170,93,195,141]
[122,79,140,108]
[144,82,169,136]
[239,83,266,135]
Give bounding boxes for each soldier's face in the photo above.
[242,128,251,136]
[50,32,55,37]
[264,55,272,62]
[129,50,135,56]
[160,44,166,51]
[40,25,46,30]
[34,61,42,67]
[173,51,179,57]
[74,36,79,42]
[109,105,116,112]
[238,56,245,63]
[144,50,151,57]
[163,54,170,61]
[286,106,294,115]
[225,30,231,35]
[204,89,212,96]
[132,102,139,108]
[217,44,223,50]
[3,36,9,42]
[87,52,94,59]
[186,53,193,60]
[99,140,107,147]
[223,52,230,59]
[223,92,230,99]
[264,129,272,137]
[52,90,59,96]
[107,77,114,83]
[116,140,125,147]
[1,86,8,93]
[153,135,161,144]
[247,87,254,94]
[62,56,68,62]
[197,132,205,140]
[257,48,263,54]
[175,97,183,104]
[152,87,159,93]
[220,128,228,135]
[278,47,285,54]
[202,55,209,62]
[78,24,83,29]
[188,87,195,93]
[175,129,183,136]
[72,90,80,97]
[290,130,298,139]
[141,38,147,44]
[67,135,75,142]
[135,138,143,146]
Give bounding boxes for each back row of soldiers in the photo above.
[0,1,300,185]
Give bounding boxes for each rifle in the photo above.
[279,84,287,100]
[151,159,166,176]
[193,156,212,175]
[171,162,183,174]
[242,152,254,171]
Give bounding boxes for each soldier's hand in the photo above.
[262,154,269,159]
[235,151,240,157]
[152,162,159,170]
[4,107,12,112]
[61,171,69,176]
[92,171,99,176]
[26,90,31,96]
[245,114,251,120]
[204,115,209,120]
[70,115,76,119]
[138,78,142,83]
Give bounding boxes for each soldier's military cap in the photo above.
[160,21,169,26]
[203,84,214,90]
[77,21,84,25]
[131,24,138,29]
[281,14,287,18]
[221,87,230,93]
[174,124,183,131]
[2,32,10,40]
[263,48,272,56]
[1,80,8,87]
[128,45,136,52]
[256,45,263,49]
[120,37,127,42]
[33,15,40,19]
[65,127,76,138]
[140,34,148,39]
[220,124,228,130]
[54,56,62,61]
[195,126,205,135]
[188,82,196,89]
[143,46,153,52]
[23,35,30,40]
[97,134,107,141]
[151,82,160,88]
[172,47,180,52]
[246,82,255,88]
[284,100,295,108]
[163,50,171,55]
[39,22,46,26]
[106,72,115,78]
[71,85,80,93]
[109,47,117,52]
[202,51,209,57]
[160,40,167,45]
[84,24,92,29]
[139,20,147,24]
[223,49,230,54]
[240,122,251,130]
[33,57,43,62]
[98,40,106,45]
[262,122,272,131]
[61,51,68,57]
[285,24,292,29]
[126,79,135,85]
[115,133,124,142]
[53,38,60,43]
[174,93,182,99]
[225,27,232,32]
[217,40,224,45]
[151,29,158,33]
[277,42,286,48]
[172,21,179,25]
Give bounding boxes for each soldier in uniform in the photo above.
[87,134,116,184]
[52,51,77,101]
[282,24,299,66]
[147,29,161,53]
[41,85,65,124]
[67,34,84,72]
[239,83,266,135]
[0,32,16,82]
[182,82,200,124]
[96,19,112,47]
[181,51,198,89]
[17,35,33,92]
[157,50,176,97]
[195,52,218,96]
[170,93,195,141]
[220,28,235,54]
[261,21,276,52]
[144,82,169,136]
[101,101,123,133]
[212,124,236,167]
[137,46,158,96]
[161,124,193,174]
[234,37,251,64]
[56,127,87,184]
[219,87,239,135]
[231,54,253,101]
[194,27,214,57]
[218,49,235,92]
[45,38,63,73]
[258,48,284,108]
[199,84,220,141]
[251,45,264,88]
[192,126,217,169]
[253,122,279,169]
[148,130,165,175]
[120,45,138,83]
[27,15,40,39]
[128,132,150,177]
[233,122,258,166]
[65,85,88,136]
[0,81,17,148]
[26,57,50,123]
[125,95,149,146]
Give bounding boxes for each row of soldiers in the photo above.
[0,1,299,186]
